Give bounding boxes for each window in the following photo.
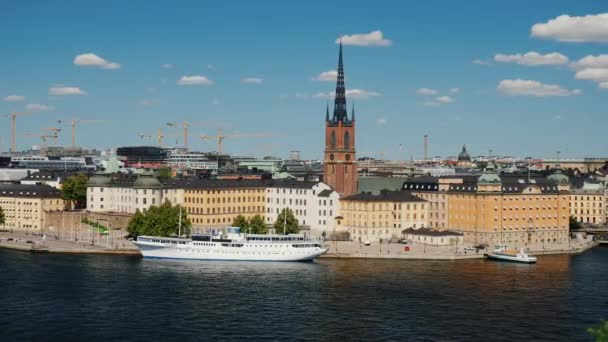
[330,131,336,149]
[344,131,350,150]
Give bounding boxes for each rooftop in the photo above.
[0,184,63,198]
[342,190,426,202]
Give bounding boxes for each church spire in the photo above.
[351,102,355,121]
[325,102,330,121]
[333,41,347,123]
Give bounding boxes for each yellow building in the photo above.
[339,190,429,242]
[402,176,466,229]
[182,180,267,232]
[447,169,570,249]
[0,184,65,234]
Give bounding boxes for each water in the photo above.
[1,247,607,341]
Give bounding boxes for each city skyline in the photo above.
[1,1,607,159]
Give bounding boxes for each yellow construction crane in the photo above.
[166,121,206,151]
[23,131,59,150]
[42,127,62,146]
[199,129,272,153]
[58,119,107,147]
[2,111,32,154]
[138,129,179,148]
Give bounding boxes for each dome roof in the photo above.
[87,172,111,186]
[548,169,569,185]
[458,145,471,161]
[133,174,163,189]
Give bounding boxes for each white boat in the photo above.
[133,227,328,262]
[485,246,537,264]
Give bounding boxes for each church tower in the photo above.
[323,42,358,196]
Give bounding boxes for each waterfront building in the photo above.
[182,179,267,232]
[0,184,64,233]
[339,190,429,242]
[265,180,339,237]
[323,43,358,196]
[402,176,463,229]
[447,165,570,248]
[401,227,463,246]
[87,173,183,214]
[569,181,606,225]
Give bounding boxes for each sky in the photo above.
[1,0,607,160]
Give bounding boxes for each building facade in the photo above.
[265,181,339,237]
[0,184,65,233]
[570,186,606,225]
[339,190,429,242]
[447,169,570,249]
[323,42,358,197]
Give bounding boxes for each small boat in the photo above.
[485,246,537,264]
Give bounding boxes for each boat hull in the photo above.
[485,253,537,264]
[134,241,328,262]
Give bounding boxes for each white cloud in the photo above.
[436,96,454,104]
[423,101,441,107]
[313,89,381,99]
[570,55,608,69]
[575,68,608,82]
[531,13,608,42]
[313,70,337,82]
[177,75,213,86]
[416,87,438,95]
[600,82,608,89]
[472,59,491,66]
[49,86,87,96]
[494,51,569,66]
[377,118,387,125]
[336,30,392,47]
[25,103,54,111]
[448,88,460,95]
[74,53,120,69]
[241,77,264,84]
[497,79,581,97]
[4,95,25,102]
[161,64,174,69]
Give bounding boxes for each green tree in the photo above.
[0,206,5,226]
[232,215,249,232]
[569,216,582,231]
[249,214,268,234]
[156,167,173,180]
[126,202,191,238]
[62,174,88,210]
[588,320,608,342]
[273,208,299,235]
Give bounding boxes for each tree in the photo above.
[0,206,5,226]
[273,208,299,235]
[127,209,146,237]
[62,174,88,210]
[232,215,249,232]
[126,202,191,238]
[588,320,608,342]
[249,214,268,234]
[569,216,582,231]
[156,167,173,180]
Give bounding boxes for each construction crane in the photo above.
[58,119,106,147]
[23,132,59,150]
[166,121,206,151]
[42,127,62,146]
[199,129,272,153]
[138,129,179,148]
[2,111,32,154]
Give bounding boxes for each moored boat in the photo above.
[484,246,537,264]
[133,227,328,262]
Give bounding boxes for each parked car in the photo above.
[464,246,475,251]
[474,244,486,250]
[398,239,410,245]
[364,241,371,246]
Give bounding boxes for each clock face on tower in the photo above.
[345,154,350,161]
[330,153,335,161]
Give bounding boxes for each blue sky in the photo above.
[1,0,607,159]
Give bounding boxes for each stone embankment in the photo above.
[0,232,141,256]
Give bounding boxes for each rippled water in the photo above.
[1,247,607,341]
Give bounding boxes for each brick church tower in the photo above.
[323,42,358,196]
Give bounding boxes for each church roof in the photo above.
[458,145,471,161]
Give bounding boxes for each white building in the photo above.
[87,173,183,214]
[265,181,339,238]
